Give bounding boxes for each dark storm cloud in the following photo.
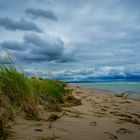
[23,33,64,57]
[0,17,42,32]
[0,33,74,63]
[23,34,75,63]
[25,8,57,21]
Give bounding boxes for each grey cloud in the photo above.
[0,17,42,32]
[23,33,64,57]
[25,8,57,21]
[23,34,75,63]
[1,33,74,64]
[0,41,27,51]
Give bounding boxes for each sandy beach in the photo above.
[9,85,140,140]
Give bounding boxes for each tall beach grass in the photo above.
[0,52,80,139]
[0,62,66,139]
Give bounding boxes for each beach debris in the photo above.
[104,132,118,139]
[116,128,133,135]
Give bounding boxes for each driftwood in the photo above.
[115,92,131,98]
[48,112,66,129]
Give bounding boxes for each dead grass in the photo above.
[61,94,81,107]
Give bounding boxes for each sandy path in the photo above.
[9,86,140,140]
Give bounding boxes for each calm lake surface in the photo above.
[71,82,140,99]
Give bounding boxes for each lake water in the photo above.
[71,82,140,99]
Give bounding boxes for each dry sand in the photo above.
[9,85,140,140]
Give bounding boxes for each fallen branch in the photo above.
[48,112,66,129]
[115,92,131,98]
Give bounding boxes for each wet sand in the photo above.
[9,85,140,140]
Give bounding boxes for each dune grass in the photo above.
[0,63,67,139]
[0,63,66,111]
[0,52,81,139]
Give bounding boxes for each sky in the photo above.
[0,0,140,81]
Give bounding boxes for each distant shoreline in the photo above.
[69,82,140,100]
[67,81,140,83]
